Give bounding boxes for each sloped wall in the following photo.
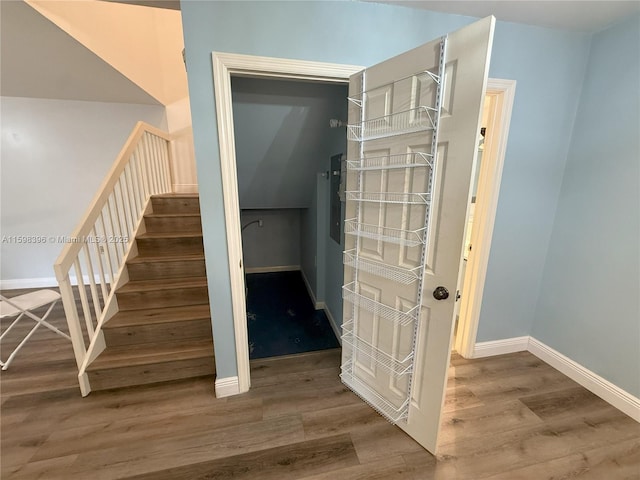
[27,0,188,106]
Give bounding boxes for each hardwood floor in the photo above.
[1,291,638,479]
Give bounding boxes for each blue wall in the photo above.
[232,77,347,209]
[533,16,640,396]
[181,0,591,379]
[240,209,301,270]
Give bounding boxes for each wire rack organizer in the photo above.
[346,152,434,171]
[342,282,419,327]
[347,106,438,142]
[344,219,426,247]
[343,249,421,285]
[341,36,447,426]
[340,363,411,423]
[341,321,413,376]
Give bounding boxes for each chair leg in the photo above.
[0,300,70,369]
[0,312,27,342]
[2,321,43,370]
[20,301,71,340]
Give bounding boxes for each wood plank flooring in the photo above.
[2,288,639,479]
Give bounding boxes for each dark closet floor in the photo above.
[245,271,340,359]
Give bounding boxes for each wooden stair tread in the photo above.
[104,305,211,328]
[117,277,208,293]
[145,213,201,218]
[137,232,203,240]
[151,193,199,198]
[128,253,205,264]
[87,339,214,371]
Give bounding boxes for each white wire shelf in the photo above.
[345,191,430,205]
[346,152,434,171]
[344,219,426,247]
[341,322,413,376]
[347,70,441,108]
[343,250,421,285]
[342,282,418,326]
[340,363,410,423]
[347,106,437,142]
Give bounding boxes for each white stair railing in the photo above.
[53,122,173,395]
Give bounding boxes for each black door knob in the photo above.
[433,286,449,300]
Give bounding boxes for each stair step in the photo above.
[151,194,200,214]
[116,277,209,311]
[86,339,215,391]
[144,213,202,234]
[127,253,206,281]
[103,305,212,347]
[136,233,203,256]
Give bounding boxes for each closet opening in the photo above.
[230,76,348,359]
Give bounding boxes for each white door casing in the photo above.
[340,17,495,454]
[454,79,517,359]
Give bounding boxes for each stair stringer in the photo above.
[78,198,154,395]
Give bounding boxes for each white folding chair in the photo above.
[0,289,71,370]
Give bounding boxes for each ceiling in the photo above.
[3,0,636,105]
[367,1,640,32]
[101,0,180,10]
[0,1,160,105]
[107,0,639,32]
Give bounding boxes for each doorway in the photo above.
[454,80,517,358]
[213,52,513,392]
[230,75,347,359]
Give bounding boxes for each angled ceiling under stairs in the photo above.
[0,1,160,105]
[1,0,188,106]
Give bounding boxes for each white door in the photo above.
[341,16,495,454]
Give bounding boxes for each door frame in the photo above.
[211,51,513,395]
[212,52,362,395]
[454,79,516,358]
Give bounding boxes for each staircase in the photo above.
[85,194,215,391]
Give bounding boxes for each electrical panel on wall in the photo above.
[330,153,345,244]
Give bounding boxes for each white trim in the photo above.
[455,78,517,359]
[245,265,300,274]
[214,376,241,398]
[471,336,640,422]
[472,336,529,358]
[528,337,640,423]
[323,305,342,346]
[299,268,341,344]
[173,184,198,194]
[0,275,104,290]
[212,52,363,396]
[299,267,321,309]
[0,277,59,290]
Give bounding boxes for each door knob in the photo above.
[433,286,449,300]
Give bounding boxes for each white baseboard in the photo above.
[172,184,198,194]
[528,337,640,423]
[244,265,300,274]
[323,305,342,346]
[0,277,59,290]
[0,275,102,290]
[472,336,529,358]
[215,376,240,398]
[299,268,341,345]
[300,268,324,309]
